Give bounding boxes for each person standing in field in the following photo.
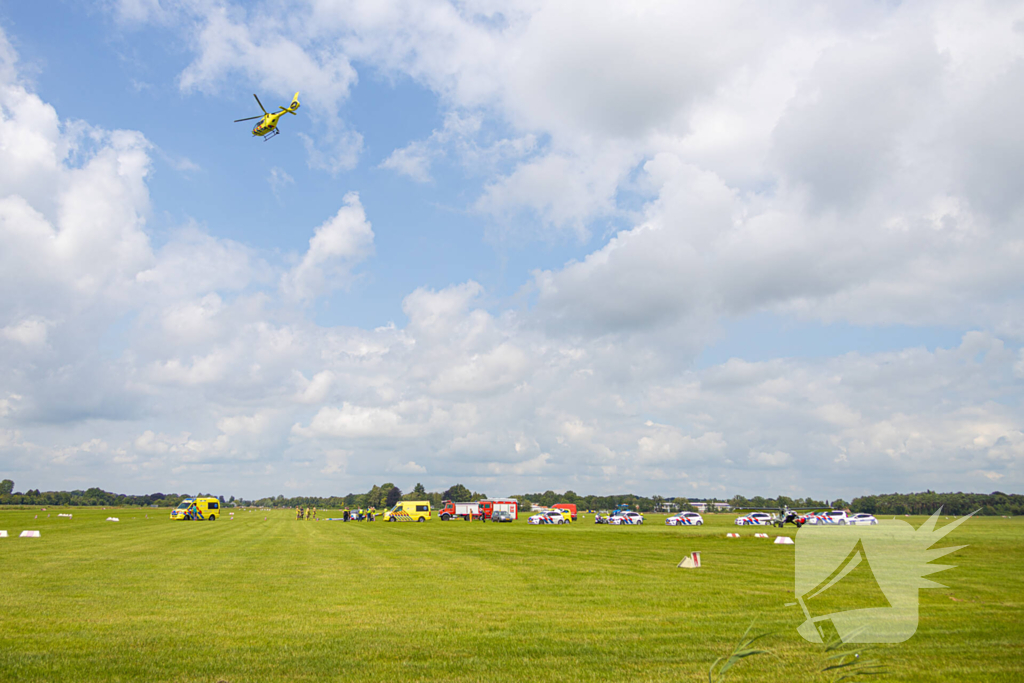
[312,507,317,520]
[296,506,302,520]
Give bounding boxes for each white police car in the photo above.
[666,512,704,526]
[528,510,567,525]
[847,513,878,526]
[806,510,850,525]
[734,512,773,526]
[609,511,644,525]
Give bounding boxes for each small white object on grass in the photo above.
[106,517,120,522]
[0,530,7,537]
[20,530,41,537]
[726,533,740,538]
[773,536,794,545]
[677,551,702,568]
[754,533,769,538]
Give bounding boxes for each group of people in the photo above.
[296,506,317,520]
[297,507,378,521]
[343,508,376,521]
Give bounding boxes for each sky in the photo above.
[0,0,1022,500]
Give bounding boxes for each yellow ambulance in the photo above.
[169,497,222,521]
[383,500,431,522]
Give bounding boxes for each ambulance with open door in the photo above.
[170,497,221,521]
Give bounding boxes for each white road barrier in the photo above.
[774,536,794,545]
[20,530,41,538]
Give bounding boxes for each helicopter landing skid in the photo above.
[263,129,280,141]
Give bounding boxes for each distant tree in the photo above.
[442,483,473,502]
[218,495,226,504]
[413,482,427,496]
[831,498,848,510]
[385,486,403,508]
[366,485,382,508]
[0,479,13,495]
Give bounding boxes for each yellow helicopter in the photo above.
[234,92,300,140]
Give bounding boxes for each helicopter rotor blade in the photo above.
[253,94,268,114]
[234,115,263,122]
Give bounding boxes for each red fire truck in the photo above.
[438,500,480,521]
[478,499,519,520]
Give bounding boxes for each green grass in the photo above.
[0,508,1020,682]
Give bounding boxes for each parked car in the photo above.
[806,510,850,525]
[528,510,567,525]
[609,511,644,525]
[491,510,514,523]
[553,503,577,521]
[734,512,773,526]
[848,513,878,525]
[666,512,704,526]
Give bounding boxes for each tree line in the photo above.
[0,478,1019,515]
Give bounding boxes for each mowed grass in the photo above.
[0,508,1020,682]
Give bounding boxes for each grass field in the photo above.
[0,507,1020,682]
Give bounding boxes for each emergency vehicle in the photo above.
[609,510,643,525]
[805,510,850,525]
[384,500,431,522]
[439,500,480,521]
[478,499,519,520]
[528,510,567,525]
[552,503,577,520]
[169,497,221,521]
[734,512,773,526]
[666,511,704,526]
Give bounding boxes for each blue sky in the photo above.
[3,1,613,330]
[0,1,1021,499]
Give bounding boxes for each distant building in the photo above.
[690,501,732,513]
[658,501,679,512]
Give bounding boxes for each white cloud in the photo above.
[388,460,427,474]
[379,111,506,183]
[379,140,433,183]
[749,450,793,468]
[320,448,351,475]
[268,166,294,197]
[1,317,51,347]
[281,193,374,302]
[294,370,334,404]
[1,6,1022,500]
[295,402,412,439]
